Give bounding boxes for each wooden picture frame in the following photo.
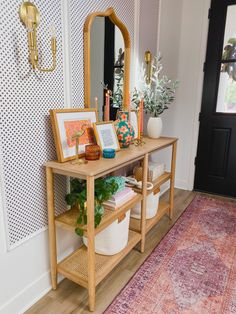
[93,121,120,151]
[50,109,98,162]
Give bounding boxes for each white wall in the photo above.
[149,0,183,186]
[139,0,160,60]
[159,0,211,190]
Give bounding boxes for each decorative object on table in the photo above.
[133,54,179,138]
[131,188,160,219]
[133,162,166,182]
[115,111,135,148]
[65,177,119,236]
[85,144,101,161]
[71,129,88,165]
[93,121,120,151]
[19,1,57,73]
[103,148,116,159]
[50,109,97,162]
[105,195,236,313]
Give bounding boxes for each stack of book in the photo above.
[103,187,136,210]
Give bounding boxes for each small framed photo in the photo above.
[50,109,98,162]
[130,110,138,139]
[93,122,120,151]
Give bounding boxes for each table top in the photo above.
[45,137,177,179]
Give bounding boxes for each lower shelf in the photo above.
[57,229,141,288]
[129,201,170,234]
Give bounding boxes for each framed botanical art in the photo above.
[93,122,120,151]
[50,109,98,162]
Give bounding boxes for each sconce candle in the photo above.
[95,97,98,114]
[140,96,144,134]
[105,92,110,121]
[137,110,141,140]
[128,91,131,123]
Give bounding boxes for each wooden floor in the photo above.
[26,189,196,314]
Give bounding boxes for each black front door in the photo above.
[194,0,236,197]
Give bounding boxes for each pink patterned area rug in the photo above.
[104,195,236,314]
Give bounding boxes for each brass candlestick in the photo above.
[134,132,145,146]
[71,130,88,165]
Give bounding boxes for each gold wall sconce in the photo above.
[19,1,57,72]
[145,50,152,84]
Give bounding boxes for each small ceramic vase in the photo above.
[147,117,163,138]
[115,111,135,148]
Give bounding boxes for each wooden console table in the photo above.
[45,137,177,311]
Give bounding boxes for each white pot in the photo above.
[83,210,130,256]
[147,117,163,138]
[131,192,160,219]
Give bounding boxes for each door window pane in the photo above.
[216,5,236,113]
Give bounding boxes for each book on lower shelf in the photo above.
[103,187,137,210]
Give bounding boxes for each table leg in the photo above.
[169,141,177,219]
[140,153,148,253]
[46,167,57,290]
[87,176,95,311]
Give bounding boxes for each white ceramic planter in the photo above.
[83,210,130,256]
[147,117,163,138]
[131,192,160,219]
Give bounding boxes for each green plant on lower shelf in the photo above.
[65,178,119,236]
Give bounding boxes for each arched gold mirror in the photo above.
[83,8,131,120]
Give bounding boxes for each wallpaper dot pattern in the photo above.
[0,0,66,248]
[0,0,135,249]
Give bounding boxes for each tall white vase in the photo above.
[147,117,163,138]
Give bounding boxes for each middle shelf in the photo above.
[55,194,142,236]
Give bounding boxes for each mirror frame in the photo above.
[83,7,131,110]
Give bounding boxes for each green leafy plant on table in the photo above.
[132,55,179,117]
[65,178,119,236]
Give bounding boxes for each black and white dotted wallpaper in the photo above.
[0,0,66,249]
[0,0,135,249]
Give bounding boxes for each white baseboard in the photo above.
[0,271,65,314]
[175,179,190,191]
[0,271,51,314]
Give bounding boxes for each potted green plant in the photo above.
[65,177,132,255]
[65,178,119,236]
[133,55,179,138]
